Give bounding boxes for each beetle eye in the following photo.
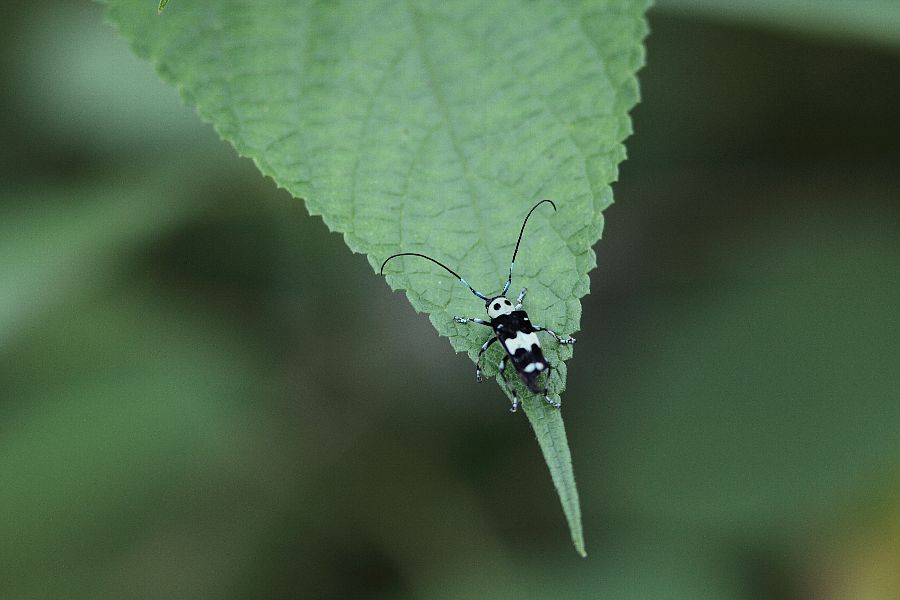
[493,303,500,310]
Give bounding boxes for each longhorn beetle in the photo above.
[380,200,576,413]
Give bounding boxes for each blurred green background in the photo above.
[2,2,899,599]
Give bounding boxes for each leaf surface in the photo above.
[103,0,650,554]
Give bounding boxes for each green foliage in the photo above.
[103,0,651,555]
[0,286,268,599]
[593,210,900,532]
[0,179,199,346]
[425,534,745,599]
[3,1,900,596]
[157,0,168,15]
[657,0,900,50]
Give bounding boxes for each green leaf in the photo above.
[157,0,169,14]
[656,0,900,51]
[593,210,900,533]
[0,177,203,349]
[523,398,586,556]
[102,0,650,554]
[423,533,745,600]
[0,288,269,599]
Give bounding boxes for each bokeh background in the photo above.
[2,2,899,598]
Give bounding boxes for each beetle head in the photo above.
[486,296,514,319]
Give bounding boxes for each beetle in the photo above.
[379,199,576,413]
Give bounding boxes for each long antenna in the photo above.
[380,252,489,301]
[501,199,556,295]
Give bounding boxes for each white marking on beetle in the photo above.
[503,330,540,355]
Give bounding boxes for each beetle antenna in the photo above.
[501,199,556,295]
[380,252,490,301]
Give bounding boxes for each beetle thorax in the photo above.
[486,296,514,318]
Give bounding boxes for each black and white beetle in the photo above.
[380,200,576,413]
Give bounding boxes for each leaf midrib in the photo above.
[403,0,506,290]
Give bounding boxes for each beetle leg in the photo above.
[533,325,576,345]
[514,287,527,310]
[498,356,519,413]
[542,364,562,408]
[453,316,492,326]
[475,337,497,382]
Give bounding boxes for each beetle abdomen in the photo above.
[494,311,548,393]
